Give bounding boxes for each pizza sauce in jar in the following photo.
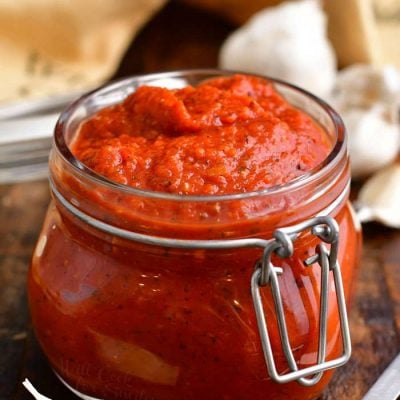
[29,71,361,400]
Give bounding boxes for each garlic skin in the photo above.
[332,64,400,119]
[341,106,400,178]
[356,162,400,228]
[330,64,400,178]
[219,0,336,98]
[22,379,52,400]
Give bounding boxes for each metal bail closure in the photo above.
[251,216,351,386]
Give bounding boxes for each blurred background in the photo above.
[1,1,400,399]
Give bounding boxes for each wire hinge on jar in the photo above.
[251,216,351,387]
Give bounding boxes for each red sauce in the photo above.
[28,73,360,400]
[72,75,330,194]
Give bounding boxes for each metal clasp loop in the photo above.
[251,216,351,386]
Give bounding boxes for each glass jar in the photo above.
[28,70,361,400]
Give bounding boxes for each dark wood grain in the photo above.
[322,225,400,399]
[1,2,399,400]
[0,181,49,399]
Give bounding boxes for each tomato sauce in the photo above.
[72,75,330,194]
[28,72,360,400]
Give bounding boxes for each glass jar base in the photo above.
[55,372,102,400]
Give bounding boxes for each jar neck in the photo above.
[50,70,350,240]
[49,145,350,240]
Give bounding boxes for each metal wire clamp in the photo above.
[251,216,351,386]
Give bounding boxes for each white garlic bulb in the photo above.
[330,64,400,178]
[356,162,400,228]
[332,64,400,118]
[342,106,400,178]
[219,0,337,98]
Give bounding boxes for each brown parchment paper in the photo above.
[0,0,166,104]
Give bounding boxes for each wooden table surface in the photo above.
[1,3,399,399]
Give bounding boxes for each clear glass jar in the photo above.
[28,70,361,400]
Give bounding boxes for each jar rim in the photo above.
[54,68,347,202]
